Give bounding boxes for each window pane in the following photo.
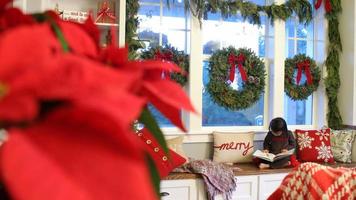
[296,40,307,54]
[286,19,295,38]
[287,39,295,58]
[285,18,314,125]
[138,5,160,27]
[202,61,264,126]
[162,6,190,29]
[162,30,190,52]
[202,12,266,57]
[138,2,190,51]
[249,0,266,5]
[140,0,160,3]
[138,0,189,127]
[284,95,313,125]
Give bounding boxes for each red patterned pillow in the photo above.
[137,128,186,178]
[295,128,335,163]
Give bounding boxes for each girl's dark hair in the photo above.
[269,117,288,134]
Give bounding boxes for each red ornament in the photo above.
[95,1,116,23]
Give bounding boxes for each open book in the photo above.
[253,149,295,162]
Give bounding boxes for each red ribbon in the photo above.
[154,50,173,80]
[296,60,313,85]
[228,53,247,82]
[95,1,116,23]
[315,0,332,13]
[154,50,173,61]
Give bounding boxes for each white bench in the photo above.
[161,162,356,200]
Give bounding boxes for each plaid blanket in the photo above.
[268,162,356,200]
[174,159,236,200]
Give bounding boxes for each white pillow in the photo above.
[213,131,255,163]
[166,136,188,161]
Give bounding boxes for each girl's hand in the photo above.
[281,149,288,153]
[263,149,269,153]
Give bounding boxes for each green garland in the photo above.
[324,0,343,129]
[140,45,189,86]
[183,0,312,26]
[126,0,142,60]
[285,54,321,101]
[207,47,266,110]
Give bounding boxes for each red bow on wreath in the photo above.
[228,53,247,82]
[95,1,116,23]
[154,50,173,80]
[154,50,173,61]
[296,60,313,85]
[315,0,332,13]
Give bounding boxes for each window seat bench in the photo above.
[161,162,356,200]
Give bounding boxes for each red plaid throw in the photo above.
[268,162,356,200]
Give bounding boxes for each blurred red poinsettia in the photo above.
[0,1,194,200]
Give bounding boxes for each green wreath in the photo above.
[207,47,266,110]
[140,45,189,86]
[285,54,321,101]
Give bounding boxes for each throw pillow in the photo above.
[213,131,255,163]
[166,135,188,161]
[330,129,355,163]
[137,128,186,178]
[352,130,356,162]
[295,128,335,163]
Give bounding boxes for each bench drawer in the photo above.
[160,179,198,200]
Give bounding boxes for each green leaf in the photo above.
[138,107,169,154]
[146,154,161,198]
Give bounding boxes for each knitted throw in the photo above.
[174,159,236,200]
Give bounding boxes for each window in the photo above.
[201,7,268,127]
[137,0,190,52]
[135,0,326,134]
[284,2,317,125]
[138,0,190,127]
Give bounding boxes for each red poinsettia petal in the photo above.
[1,107,157,200]
[57,20,98,58]
[0,24,61,82]
[37,54,142,99]
[0,8,34,32]
[151,99,186,131]
[71,92,146,134]
[81,15,100,48]
[0,94,38,122]
[136,60,182,73]
[142,79,195,112]
[100,46,128,67]
[0,0,12,10]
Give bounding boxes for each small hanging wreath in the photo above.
[207,47,266,110]
[285,54,321,100]
[140,45,189,86]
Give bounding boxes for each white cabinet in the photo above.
[231,175,258,200]
[258,173,288,200]
[160,179,199,200]
[162,173,288,200]
[215,175,258,200]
